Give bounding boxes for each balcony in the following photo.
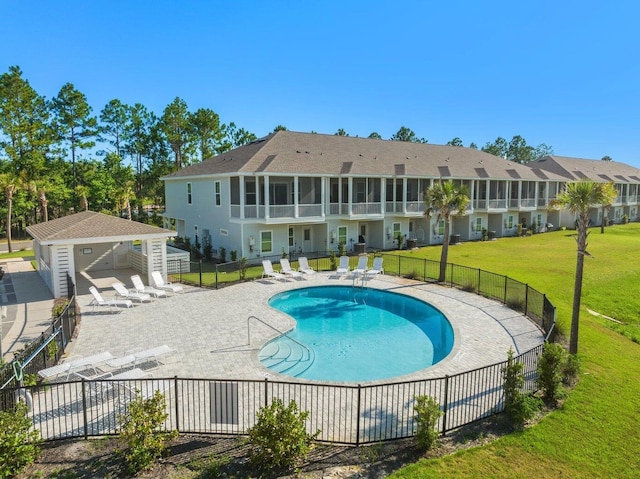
[487,199,508,209]
[230,204,323,220]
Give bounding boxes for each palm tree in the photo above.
[0,173,18,253]
[27,179,50,222]
[599,182,617,234]
[115,182,134,221]
[551,181,617,354]
[75,185,89,211]
[424,180,470,282]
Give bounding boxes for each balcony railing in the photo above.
[350,202,382,215]
[487,199,508,209]
[298,204,323,217]
[405,201,425,213]
[230,204,324,219]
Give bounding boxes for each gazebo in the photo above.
[26,211,176,298]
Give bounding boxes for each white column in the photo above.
[402,178,407,213]
[321,177,326,218]
[294,175,299,218]
[239,176,245,219]
[264,176,270,219]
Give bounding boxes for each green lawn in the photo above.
[389,224,640,478]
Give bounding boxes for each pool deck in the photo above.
[68,273,545,385]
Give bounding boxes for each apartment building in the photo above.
[162,131,640,259]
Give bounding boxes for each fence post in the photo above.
[524,284,529,317]
[503,275,508,304]
[174,376,180,432]
[442,375,449,435]
[199,260,203,287]
[264,378,269,407]
[81,380,88,440]
[215,264,219,289]
[423,257,426,282]
[397,255,401,277]
[356,384,362,446]
[477,268,481,295]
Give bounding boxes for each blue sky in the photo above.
[1,0,639,166]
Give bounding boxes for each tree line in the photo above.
[0,65,259,245]
[1,65,562,245]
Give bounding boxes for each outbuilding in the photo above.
[26,211,176,298]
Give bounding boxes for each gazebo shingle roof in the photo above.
[26,211,175,244]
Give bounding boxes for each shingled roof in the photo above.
[26,211,175,245]
[163,131,568,181]
[529,156,640,182]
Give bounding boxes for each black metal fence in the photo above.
[0,273,78,390]
[1,260,555,445]
[1,343,543,444]
[168,252,556,340]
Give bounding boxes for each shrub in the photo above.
[247,399,319,475]
[218,247,226,263]
[118,390,177,475]
[537,342,567,405]
[329,251,337,270]
[230,250,237,262]
[413,395,442,450]
[0,402,42,478]
[46,340,59,360]
[203,244,213,261]
[51,298,69,318]
[502,348,540,428]
[238,257,248,280]
[563,353,582,386]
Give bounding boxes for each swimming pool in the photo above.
[259,286,454,382]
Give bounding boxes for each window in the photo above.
[289,227,294,247]
[187,183,192,205]
[245,180,256,205]
[215,181,221,206]
[338,226,347,245]
[508,215,514,229]
[304,229,310,241]
[438,220,445,236]
[476,217,482,232]
[260,231,273,253]
[393,222,401,237]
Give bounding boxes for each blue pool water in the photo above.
[260,286,454,382]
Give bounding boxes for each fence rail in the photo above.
[1,257,555,445]
[0,273,77,390]
[169,251,555,340]
[0,343,542,445]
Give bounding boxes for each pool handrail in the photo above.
[247,315,315,366]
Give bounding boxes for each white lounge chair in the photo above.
[352,255,369,277]
[280,258,303,280]
[262,260,287,282]
[112,282,151,303]
[131,274,167,298]
[88,286,133,311]
[365,257,384,278]
[336,256,350,276]
[152,271,184,294]
[39,351,115,381]
[298,257,317,277]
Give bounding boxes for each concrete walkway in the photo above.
[0,257,55,362]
